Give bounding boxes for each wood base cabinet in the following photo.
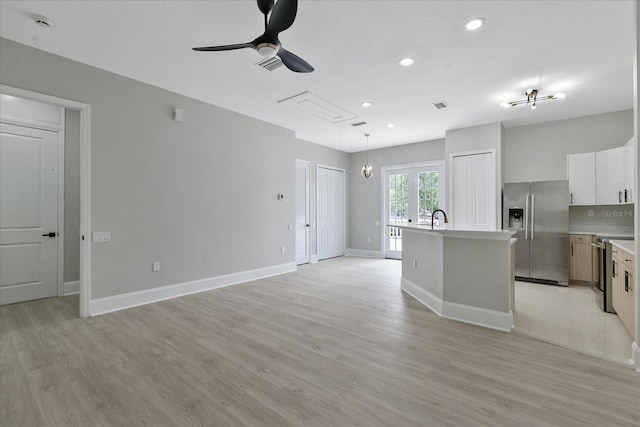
[611,246,635,338]
[569,234,596,283]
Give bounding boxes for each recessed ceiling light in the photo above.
[361,101,372,108]
[466,18,485,31]
[399,58,414,67]
[387,123,395,128]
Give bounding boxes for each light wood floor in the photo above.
[1,257,638,426]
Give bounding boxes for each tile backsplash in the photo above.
[569,204,634,236]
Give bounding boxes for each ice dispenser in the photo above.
[508,208,524,229]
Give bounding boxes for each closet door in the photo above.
[317,166,344,260]
[451,152,496,231]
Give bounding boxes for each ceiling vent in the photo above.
[351,121,367,127]
[432,101,448,110]
[256,56,284,71]
[278,91,358,123]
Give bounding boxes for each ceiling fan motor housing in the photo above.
[256,42,279,57]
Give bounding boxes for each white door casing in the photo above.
[0,123,60,305]
[451,151,496,231]
[295,159,310,265]
[317,166,344,260]
[1,84,91,318]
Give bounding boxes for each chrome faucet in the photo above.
[431,209,449,230]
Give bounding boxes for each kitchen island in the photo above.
[398,225,517,331]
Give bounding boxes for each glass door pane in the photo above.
[386,171,409,258]
[417,170,440,227]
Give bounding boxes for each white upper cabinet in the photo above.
[567,140,635,206]
[596,147,625,204]
[567,152,595,205]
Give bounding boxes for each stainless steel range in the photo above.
[591,235,634,313]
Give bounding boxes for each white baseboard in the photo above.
[89,262,297,316]
[633,341,639,372]
[401,277,443,315]
[346,248,383,258]
[63,280,80,295]
[401,277,512,332]
[310,255,319,264]
[442,301,513,332]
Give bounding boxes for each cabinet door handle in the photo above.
[571,244,574,257]
[619,190,622,203]
[570,193,573,205]
[624,270,629,292]
[624,189,628,203]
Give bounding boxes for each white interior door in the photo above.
[452,152,495,231]
[317,166,344,260]
[1,123,59,305]
[295,160,310,265]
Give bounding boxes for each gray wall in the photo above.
[504,110,634,183]
[348,139,445,253]
[64,109,80,282]
[294,138,350,257]
[1,37,347,299]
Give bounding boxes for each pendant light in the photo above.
[361,133,374,178]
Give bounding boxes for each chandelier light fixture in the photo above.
[361,133,374,179]
[501,88,566,110]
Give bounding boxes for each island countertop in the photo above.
[393,224,516,240]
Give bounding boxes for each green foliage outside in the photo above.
[388,171,439,225]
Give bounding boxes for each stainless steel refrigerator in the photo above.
[503,180,569,286]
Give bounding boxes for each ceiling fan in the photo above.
[192,0,314,73]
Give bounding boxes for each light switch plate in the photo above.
[92,231,111,243]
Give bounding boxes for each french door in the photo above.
[384,164,443,259]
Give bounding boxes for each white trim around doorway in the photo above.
[1,84,92,318]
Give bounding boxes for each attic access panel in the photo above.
[278,91,358,124]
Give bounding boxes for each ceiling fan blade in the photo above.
[277,48,314,73]
[267,0,297,34]
[257,0,275,15]
[192,43,254,52]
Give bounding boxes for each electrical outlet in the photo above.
[413,259,418,269]
[281,246,285,253]
[587,209,594,217]
[367,237,371,242]
[152,262,160,272]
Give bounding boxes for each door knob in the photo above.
[306,224,310,227]
[42,232,56,237]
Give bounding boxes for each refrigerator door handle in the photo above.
[525,194,529,240]
[530,194,535,240]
